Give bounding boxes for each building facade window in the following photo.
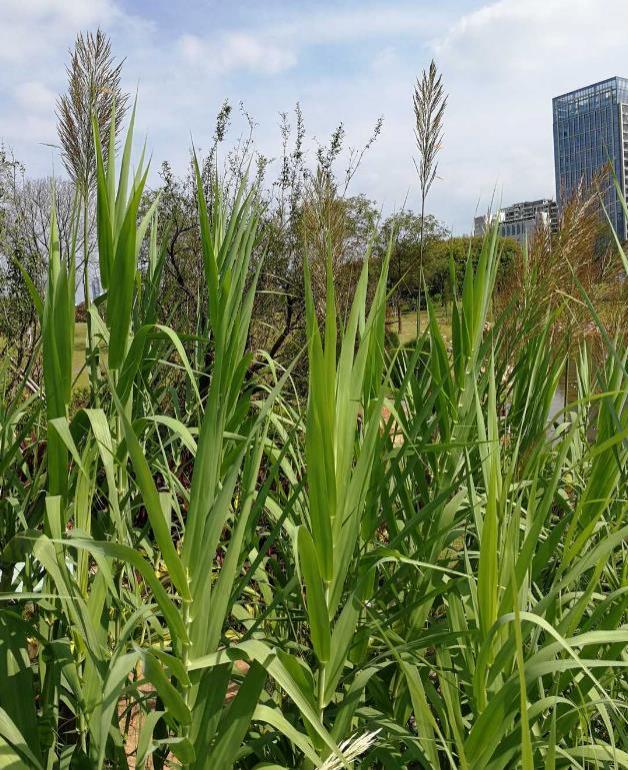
[553,76,628,240]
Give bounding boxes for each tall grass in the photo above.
[0,111,626,769]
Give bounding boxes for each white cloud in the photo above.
[179,32,297,76]
[176,3,454,79]
[0,0,120,63]
[0,0,152,173]
[273,5,450,45]
[2,0,113,24]
[370,47,402,75]
[436,0,628,79]
[0,0,116,25]
[0,113,57,154]
[14,82,57,113]
[3,0,628,234]
[427,0,628,229]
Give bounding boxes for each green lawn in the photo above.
[73,322,109,390]
[390,305,452,346]
[72,322,88,389]
[2,323,90,392]
[43,307,456,392]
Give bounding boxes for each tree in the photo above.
[7,176,80,266]
[380,213,520,317]
[413,60,447,330]
[258,109,382,363]
[148,101,383,370]
[425,234,519,299]
[382,210,448,302]
[0,149,38,384]
[0,150,84,386]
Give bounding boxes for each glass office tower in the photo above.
[553,76,628,240]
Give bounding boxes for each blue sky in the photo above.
[2,0,628,233]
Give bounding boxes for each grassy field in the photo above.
[72,321,112,390]
[388,303,452,345]
[71,308,452,388]
[72,321,88,387]
[2,322,95,392]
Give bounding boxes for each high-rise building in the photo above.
[553,76,628,241]
[474,199,558,247]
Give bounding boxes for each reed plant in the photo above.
[0,108,626,770]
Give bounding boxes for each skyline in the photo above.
[2,0,628,233]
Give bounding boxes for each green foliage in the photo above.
[382,208,520,303]
[0,107,626,770]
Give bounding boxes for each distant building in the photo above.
[474,199,558,246]
[90,276,102,300]
[474,210,504,237]
[553,76,628,241]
